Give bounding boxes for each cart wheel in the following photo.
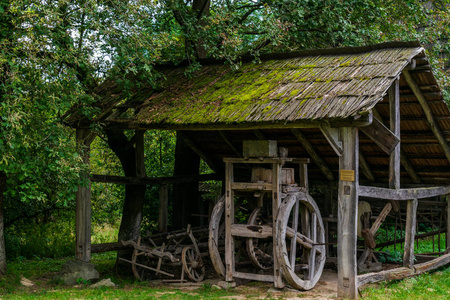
[208,195,226,278]
[131,247,155,281]
[275,192,326,290]
[246,207,274,270]
[182,246,205,282]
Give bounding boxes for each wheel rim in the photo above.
[208,195,226,278]
[275,192,326,290]
[182,246,205,282]
[131,248,155,281]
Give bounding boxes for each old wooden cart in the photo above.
[120,225,207,282]
[208,141,327,290]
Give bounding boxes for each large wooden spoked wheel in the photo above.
[276,192,326,290]
[246,207,274,270]
[208,195,226,278]
[182,246,205,282]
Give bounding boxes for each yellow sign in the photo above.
[340,170,355,181]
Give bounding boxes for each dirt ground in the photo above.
[165,269,339,299]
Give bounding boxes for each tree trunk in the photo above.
[105,129,146,274]
[172,132,201,230]
[0,171,7,275]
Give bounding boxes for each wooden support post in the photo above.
[403,198,418,268]
[75,129,93,262]
[224,162,235,282]
[447,195,450,251]
[389,79,401,212]
[158,184,169,233]
[272,163,284,288]
[337,127,359,299]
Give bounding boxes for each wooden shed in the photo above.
[66,41,450,299]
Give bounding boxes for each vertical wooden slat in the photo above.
[299,163,308,192]
[308,212,317,280]
[403,198,418,268]
[389,79,401,212]
[224,162,235,282]
[75,129,92,262]
[158,184,169,233]
[272,163,284,288]
[337,127,359,299]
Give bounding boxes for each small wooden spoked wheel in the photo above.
[275,192,326,290]
[182,246,205,282]
[208,196,226,278]
[246,207,274,270]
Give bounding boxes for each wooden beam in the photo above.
[389,79,401,212]
[253,129,266,140]
[291,129,334,181]
[91,173,221,185]
[359,186,450,200]
[402,70,450,163]
[178,131,220,172]
[372,109,421,184]
[158,184,168,233]
[224,162,235,282]
[320,125,342,156]
[359,150,375,182]
[403,198,418,268]
[358,252,450,287]
[359,117,399,154]
[219,131,242,157]
[75,128,92,263]
[272,162,284,288]
[337,127,359,299]
[106,113,374,131]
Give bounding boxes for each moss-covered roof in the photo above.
[65,41,428,129]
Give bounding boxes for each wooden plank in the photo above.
[224,162,235,282]
[272,162,284,288]
[403,70,450,164]
[320,125,343,156]
[308,213,317,280]
[358,252,450,287]
[403,198,418,268]
[290,198,300,267]
[230,224,272,238]
[234,271,274,282]
[107,113,374,131]
[359,186,450,200]
[372,108,421,184]
[299,163,308,192]
[158,184,169,233]
[223,157,310,164]
[291,129,334,181]
[370,203,392,235]
[231,182,273,191]
[90,173,221,185]
[359,117,400,155]
[389,79,401,212]
[75,129,92,263]
[179,131,220,172]
[337,127,359,299]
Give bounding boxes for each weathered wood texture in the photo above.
[291,129,334,181]
[224,162,235,282]
[358,252,450,287]
[403,70,450,163]
[159,184,169,233]
[389,80,401,212]
[360,117,399,154]
[272,162,284,288]
[91,173,221,185]
[403,198,418,268]
[337,127,359,299]
[76,128,93,262]
[359,186,450,200]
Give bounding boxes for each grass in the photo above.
[0,252,449,299]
